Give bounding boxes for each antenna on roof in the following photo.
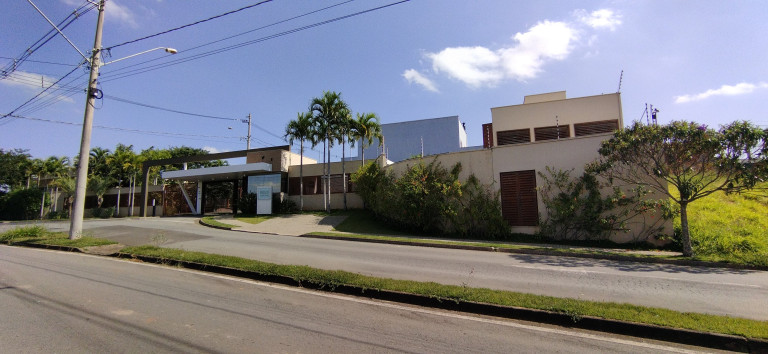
[617,70,624,93]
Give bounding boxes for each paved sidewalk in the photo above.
[215,214,348,236]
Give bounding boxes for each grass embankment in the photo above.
[122,245,768,339]
[675,185,768,267]
[200,216,235,229]
[0,225,116,248]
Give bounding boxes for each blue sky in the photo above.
[2,0,768,162]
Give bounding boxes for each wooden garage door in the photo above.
[499,170,538,226]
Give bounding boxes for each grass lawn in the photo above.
[677,185,768,267]
[200,216,235,229]
[0,225,117,248]
[234,215,272,224]
[122,245,768,340]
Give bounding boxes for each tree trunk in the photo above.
[342,134,347,211]
[680,201,694,257]
[322,139,327,212]
[299,142,304,211]
[326,131,331,213]
[40,187,47,219]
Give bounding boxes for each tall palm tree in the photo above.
[352,112,383,167]
[310,91,349,212]
[337,109,353,210]
[44,156,71,213]
[285,111,315,211]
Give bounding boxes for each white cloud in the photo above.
[576,9,622,31]
[203,146,222,154]
[0,70,75,103]
[61,0,137,27]
[674,82,768,103]
[426,20,577,88]
[402,69,439,92]
[429,47,502,88]
[106,1,138,27]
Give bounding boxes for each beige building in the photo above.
[151,91,670,243]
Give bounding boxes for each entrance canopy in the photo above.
[161,162,272,183]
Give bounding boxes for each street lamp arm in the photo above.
[102,47,178,66]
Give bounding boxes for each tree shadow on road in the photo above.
[508,253,757,275]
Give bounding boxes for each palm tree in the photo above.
[352,112,382,167]
[89,147,111,178]
[52,176,76,218]
[44,156,71,213]
[337,110,353,210]
[87,175,114,208]
[285,111,315,211]
[310,91,349,212]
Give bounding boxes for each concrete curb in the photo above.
[197,218,232,230]
[300,234,768,271]
[110,252,767,353]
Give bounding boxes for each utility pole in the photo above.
[246,113,252,149]
[69,0,105,239]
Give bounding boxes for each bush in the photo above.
[275,197,298,214]
[537,167,672,243]
[47,210,69,220]
[0,187,47,220]
[90,206,115,219]
[352,159,510,239]
[238,193,258,215]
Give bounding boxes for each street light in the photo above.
[68,0,177,239]
[102,47,178,65]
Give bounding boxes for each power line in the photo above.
[103,94,287,143]
[103,0,356,77]
[1,1,95,77]
[1,63,85,119]
[104,0,274,50]
[0,56,80,67]
[99,0,410,83]
[103,94,237,121]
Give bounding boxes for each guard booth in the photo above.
[161,162,273,215]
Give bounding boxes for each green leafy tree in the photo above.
[591,121,768,256]
[0,149,32,190]
[285,111,315,211]
[87,175,114,208]
[89,147,112,178]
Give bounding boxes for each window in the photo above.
[247,174,281,194]
[496,129,531,146]
[574,120,619,136]
[499,170,538,226]
[534,125,570,141]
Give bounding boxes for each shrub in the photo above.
[352,159,509,239]
[537,167,673,243]
[0,187,47,220]
[91,206,115,219]
[238,193,258,215]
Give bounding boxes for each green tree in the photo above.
[0,149,32,190]
[350,112,383,167]
[285,111,315,211]
[89,147,112,178]
[591,121,768,256]
[87,175,114,208]
[51,175,76,218]
[43,156,71,215]
[310,91,350,212]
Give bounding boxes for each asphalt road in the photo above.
[4,218,768,321]
[0,246,718,353]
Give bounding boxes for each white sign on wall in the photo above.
[256,186,272,215]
